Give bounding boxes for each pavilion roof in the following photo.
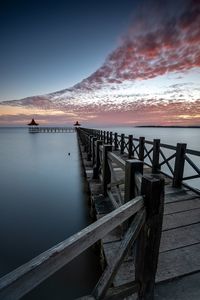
[28,119,39,126]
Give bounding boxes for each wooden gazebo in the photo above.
[28,119,39,126]
[74,121,81,127]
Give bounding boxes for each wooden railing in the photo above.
[81,127,200,194]
[0,127,165,300]
[76,128,165,299]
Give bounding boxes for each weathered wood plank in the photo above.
[0,197,144,300]
[102,227,122,244]
[160,223,200,252]
[103,241,133,264]
[108,152,126,170]
[111,243,200,287]
[112,261,136,287]
[93,195,115,215]
[156,243,200,282]
[165,191,197,203]
[162,208,200,230]
[104,281,138,300]
[164,198,200,215]
[164,186,189,195]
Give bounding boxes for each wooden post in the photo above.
[114,133,118,150]
[128,135,133,159]
[135,176,165,300]
[97,130,101,140]
[103,131,106,143]
[124,160,143,203]
[92,137,97,166]
[139,137,145,161]
[121,134,125,154]
[93,140,103,179]
[110,132,113,146]
[173,143,187,187]
[100,131,103,140]
[152,139,160,173]
[87,135,93,161]
[106,131,109,144]
[102,145,112,196]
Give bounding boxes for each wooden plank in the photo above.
[156,243,200,282]
[112,261,136,287]
[93,195,115,215]
[103,241,134,264]
[165,186,189,195]
[108,152,126,171]
[164,198,200,215]
[160,223,200,252]
[162,208,200,230]
[104,281,138,300]
[165,191,197,203]
[111,243,200,287]
[102,227,122,244]
[0,196,144,300]
[90,183,102,195]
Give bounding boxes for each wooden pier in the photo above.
[28,126,75,133]
[0,127,200,300]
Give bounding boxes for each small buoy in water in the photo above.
[68,152,70,156]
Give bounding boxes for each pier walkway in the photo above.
[0,127,199,300]
[28,126,75,133]
[77,128,200,299]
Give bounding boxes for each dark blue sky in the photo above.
[0,0,137,101]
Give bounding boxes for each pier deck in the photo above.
[78,130,200,297]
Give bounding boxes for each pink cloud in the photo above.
[1,0,200,126]
[73,0,200,90]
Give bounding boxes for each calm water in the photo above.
[0,128,101,299]
[101,127,200,150]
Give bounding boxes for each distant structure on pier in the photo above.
[28,118,39,126]
[74,121,81,127]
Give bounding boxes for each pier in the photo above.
[0,127,200,299]
[28,126,75,133]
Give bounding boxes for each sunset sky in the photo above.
[0,0,200,126]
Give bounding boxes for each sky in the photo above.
[0,0,200,126]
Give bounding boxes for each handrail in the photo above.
[80,127,200,193]
[0,197,144,300]
[107,152,126,171]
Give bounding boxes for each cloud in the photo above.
[1,0,200,126]
[73,0,200,91]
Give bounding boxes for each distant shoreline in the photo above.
[136,125,200,128]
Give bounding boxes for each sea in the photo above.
[0,126,200,299]
[0,127,101,300]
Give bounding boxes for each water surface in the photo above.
[0,127,100,299]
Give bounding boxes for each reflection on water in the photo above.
[0,128,101,299]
